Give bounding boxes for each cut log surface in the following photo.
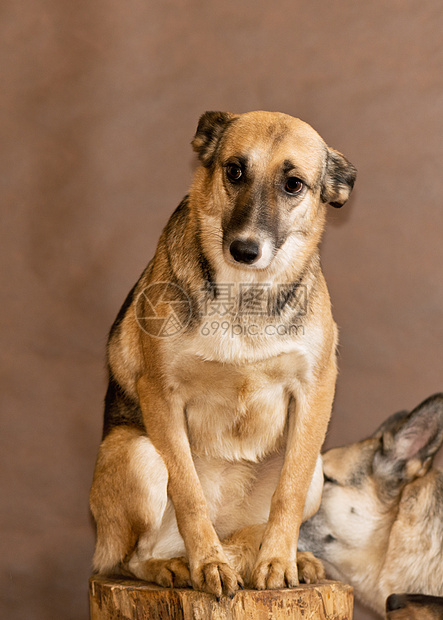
[89,575,353,620]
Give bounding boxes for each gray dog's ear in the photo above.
[321,148,357,208]
[371,410,410,439]
[390,393,443,462]
[192,111,236,167]
[373,393,443,489]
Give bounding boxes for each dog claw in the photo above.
[192,560,242,599]
[252,558,299,590]
[297,552,325,584]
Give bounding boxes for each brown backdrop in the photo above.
[2,2,443,619]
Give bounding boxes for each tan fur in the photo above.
[386,593,443,620]
[90,110,356,597]
[298,395,443,616]
[387,607,441,620]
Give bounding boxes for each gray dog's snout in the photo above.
[229,238,261,264]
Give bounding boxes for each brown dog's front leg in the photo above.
[137,375,243,598]
[251,365,336,590]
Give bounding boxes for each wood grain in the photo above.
[89,575,353,619]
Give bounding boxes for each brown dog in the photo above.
[90,111,356,597]
[298,394,443,616]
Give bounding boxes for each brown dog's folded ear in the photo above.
[192,111,236,168]
[321,148,357,208]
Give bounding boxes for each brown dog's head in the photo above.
[191,111,356,273]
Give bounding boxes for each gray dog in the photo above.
[298,394,443,617]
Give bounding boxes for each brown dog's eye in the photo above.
[226,163,243,182]
[285,177,304,195]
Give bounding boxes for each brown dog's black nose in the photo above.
[229,239,260,264]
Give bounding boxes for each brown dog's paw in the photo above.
[251,558,298,590]
[297,551,325,584]
[138,557,191,588]
[192,561,243,599]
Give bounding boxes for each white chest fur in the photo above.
[166,343,309,461]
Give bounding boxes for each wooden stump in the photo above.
[89,575,353,619]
